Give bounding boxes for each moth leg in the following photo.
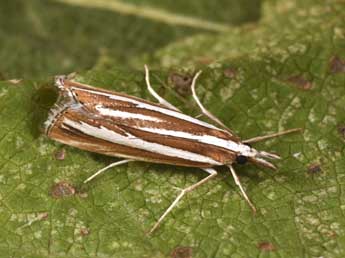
[144,65,180,111]
[227,165,256,213]
[191,71,234,133]
[83,159,133,183]
[243,128,302,144]
[148,167,217,235]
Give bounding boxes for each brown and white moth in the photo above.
[44,65,300,234]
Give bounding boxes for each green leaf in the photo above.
[1,0,345,257]
[0,0,259,78]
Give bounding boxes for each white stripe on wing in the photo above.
[63,118,222,165]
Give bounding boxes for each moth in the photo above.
[44,65,300,234]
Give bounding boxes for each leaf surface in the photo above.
[1,0,345,257]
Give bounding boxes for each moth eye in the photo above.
[236,155,248,165]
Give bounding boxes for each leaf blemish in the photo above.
[17,212,49,230]
[329,56,345,74]
[51,181,76,199]
[223,67,238,79]
[169,72,192,96]
[80,227,90,236]
[171,246,193,258]
[257,241,276,251]
[286,75,313,90]
[307,163,322,174]
[326,231,337,238]
[337,124,345,139]
[54,148,66,160]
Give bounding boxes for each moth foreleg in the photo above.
[243,128,302,144]
[144,65,180,112]
[227,165,256,213]
[83,159,133,183]
[148,167,217,235]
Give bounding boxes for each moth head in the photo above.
[43,76,77,136]
[235,144,280,170]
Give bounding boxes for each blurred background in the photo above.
[0,0,261,79]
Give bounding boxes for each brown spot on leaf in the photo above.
[37,212,49,221]
[337,124,345,138]
[80,227,90,236]
[169,72,192,96]
[329,56,345,74]
[327,231,337,238]
[19,212,49,229]
[223,67,238,79]
[257,242,276,251]
[307,163,322,174]
[51,181,76,199]
[54,148,66,160]
[171,246,193,258]
[287,75,313,90]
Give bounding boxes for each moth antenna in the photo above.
[243,128,302,144]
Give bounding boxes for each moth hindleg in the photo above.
[83,159,133,183]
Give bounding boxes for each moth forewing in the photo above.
[45,77,242,168]
[44,67,300,234]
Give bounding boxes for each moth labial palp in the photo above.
[44,65,302,235]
